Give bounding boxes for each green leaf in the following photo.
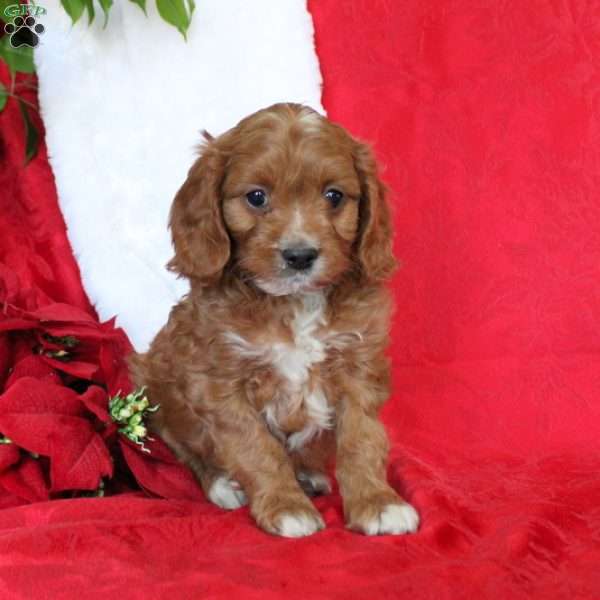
[83,0,95,25]
[155,0,193,39]
[0,36,35,74]
[0,82,7,113]
[18,98,39,165]
[98,0,113,27]
[60,0,85,24]
[129,0,147,14]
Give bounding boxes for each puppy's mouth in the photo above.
[255,265,325,297]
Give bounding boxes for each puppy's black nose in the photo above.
[281,247,319,271]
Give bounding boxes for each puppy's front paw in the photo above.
[348,499,419,536]
[276,511,325,537]
[256,495,325,538]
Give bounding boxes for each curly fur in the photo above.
[129,103,419,537]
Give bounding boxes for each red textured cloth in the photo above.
[1,2,600,598]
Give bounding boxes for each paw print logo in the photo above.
[4,16,45,48]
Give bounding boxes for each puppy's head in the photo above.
[168,103,396,294]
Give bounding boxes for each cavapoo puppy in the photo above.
[129,103,419,538]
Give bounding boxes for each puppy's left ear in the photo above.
[353,141,397,282]
[167,138,230,285]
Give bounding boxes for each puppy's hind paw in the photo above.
[297,470,332,497]
[208,476,248,510]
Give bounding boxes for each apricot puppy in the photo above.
[129,103,419,537]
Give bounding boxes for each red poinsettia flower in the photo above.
[0,301,203,504]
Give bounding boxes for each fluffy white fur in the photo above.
[363,504,420,536]
[272,292,327,386]
[208,476,247,510]
[35,0,324,350]
[277,512,324,538]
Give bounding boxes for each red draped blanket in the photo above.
[1,2,599,598]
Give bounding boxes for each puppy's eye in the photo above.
[324,189,344,208]
[246,189,267,208]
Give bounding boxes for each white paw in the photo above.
[297,470,332,496]
[363,503,420,536]
[208,476,247,510]
[277,512,324,538]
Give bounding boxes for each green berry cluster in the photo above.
[108,388,159,453]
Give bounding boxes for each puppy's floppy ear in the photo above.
[167,137,230,284]
[353,141,397,282]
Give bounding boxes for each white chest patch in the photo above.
[223,292,333,449]
[271,292,326,386]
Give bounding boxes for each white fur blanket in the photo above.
[35,0,324,349]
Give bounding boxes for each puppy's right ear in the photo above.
[167,138,230,284]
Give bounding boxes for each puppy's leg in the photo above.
[206,401,324,538]
[291,431,335,497]
[335,400,419,535]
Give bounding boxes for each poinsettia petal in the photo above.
[43,323,113,341]
[0,263,21,306]
[41,356,99,380]
[5,355,59,389]
[100,422,118,441]
[0,318,37,333]
[79,385,110,423]
[0,489,28,509]
[134,434,184,464]
[101,316,117,330]
[0,456,49,502]
[0,377,83,420]
[0,334,11,388]
[0,378,113,491]
[12,337,37,365]
[100,341,134,396]
[0,415,89,456]
[120,439,203,501]
[29,303,96,323]
[50,433,113,493]
[0,444,21,473]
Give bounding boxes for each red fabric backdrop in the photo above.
[1,2,600,598]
